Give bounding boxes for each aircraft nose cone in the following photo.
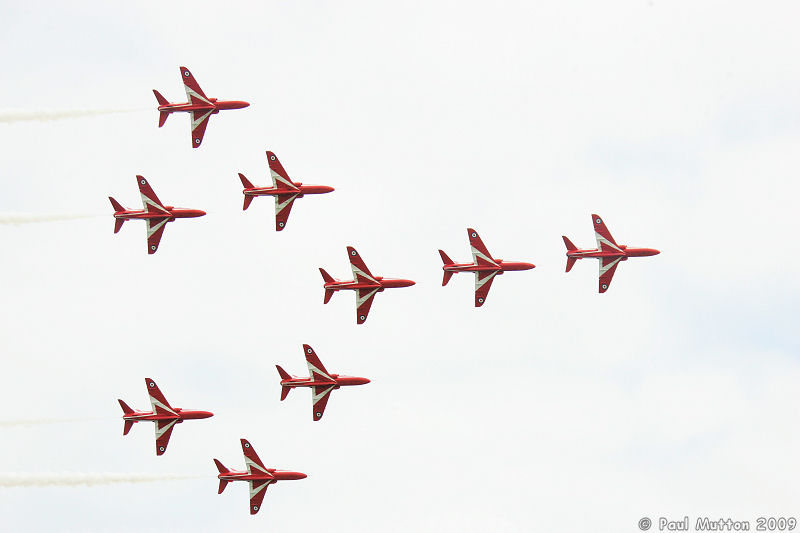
[405,280,416,287]
[299,473,308,479]
[322,186,335,193]
[199,411,214,419]
[196,210,207,217]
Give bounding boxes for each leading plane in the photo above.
[562,214,660,293]
[439,228,535,307]
[109,176,205,254]
[276,344,370,421]
[118,378,213,456]
[153,66,249,148]
[320,247,415,324]
[214,439,307,515]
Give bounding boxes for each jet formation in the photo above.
[154,66,249,148]
[118,379,213,456]
[563,214,660,293]
[276,344,370,421]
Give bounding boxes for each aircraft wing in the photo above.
[145,378,176,415]
[266,151,299,190]
[179,66,212,106]
[474,270,498,307]
[311,385,335,421]
[347,247,377,284]
[355,288,379,324]
[190,109,213,148]
[467,228,498,267]
[592,214,623,253]
[145,218,169,255]
[303,344,333,382]
[598,256,623,293]
[137,176,170,215]
[274,193,299,231]
[248,479,273,515]
[154,419,178,456]
[240,439,271,477]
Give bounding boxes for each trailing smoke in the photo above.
[0,108,139,123]
[0,417,103,427]
[0,473,199,488]
[0,214,100,225]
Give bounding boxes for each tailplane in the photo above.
[213,459,230,494]
[563,236,578,272]
[118,399,134,415]
[280,386,291,401]
[153,90,170,127]
[276,365,291,380]
[438,249,453,265]
[118,399,135,435]
[442,271,454,286]
[320,269,335,303]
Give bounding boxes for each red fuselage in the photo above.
[217,469,307,484]
[280,374,370,390]
[324,276,416,292]
[114,207,206,221]
[244,183,335,198]
[123,407,213,423]
[567,245,660,260]
[443,259,536,274]
[158,98,250,114]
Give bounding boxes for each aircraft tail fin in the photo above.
[442,271,454,286]
[562,236,577,251]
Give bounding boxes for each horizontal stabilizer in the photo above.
[118,399,134,415]
[109,197,125,213]
[438,249,453,265]
[242,195,254,211]
[442,271,454,286]
[218,479,229,494]
[152,89,169,106]
[280,386,291,401]
[323,289,334,304]
[319,268,334,283]
[562,236,577,251]
[114,219,124,234]
[239,173,255,189]
[566,256,577,273]
[158,111,169,128]
[214,458,229,474]
[276,365,291,380]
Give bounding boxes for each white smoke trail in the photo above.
[0,473,200,488]
[0,109,140,123]
[0,213,100,225]
[0,417,104,427]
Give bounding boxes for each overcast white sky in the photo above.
[1,1,799,531]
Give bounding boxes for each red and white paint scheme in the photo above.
[276,344,370,421]
[320,246,415,324]
[563,214,660,293]
[239,151,334,231]
[153,66,249,148]
[109,176,205,254]
[439,228,535,307]
[214,439,307,515]
[117,378,213,456]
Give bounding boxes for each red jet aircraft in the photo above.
[320,247,415,324]
[214,439,307,515]
[153,66,249,148]
[563,214,660,293]
[439,228,535,307]
[117,378,213,456]
[276,344,370,421]
[239,151,334,231]
[109,176,205,254]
